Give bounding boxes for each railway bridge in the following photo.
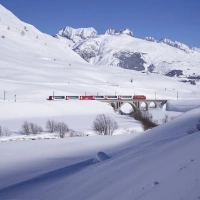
[98,99,168,113]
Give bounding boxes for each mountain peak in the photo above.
[105,28,134,37]
[105,28,118,35]
[55,26,98,43]
[120,28,134,37]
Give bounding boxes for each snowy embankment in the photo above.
[0,107,200,200]
[166,99,200,112]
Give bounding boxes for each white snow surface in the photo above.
[0,4,200,200]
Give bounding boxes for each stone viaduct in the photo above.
[98,99,168,113]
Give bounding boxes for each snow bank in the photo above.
[166,99,200,112]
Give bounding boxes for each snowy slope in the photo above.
[0,107,200,200]
[0,3,200,134]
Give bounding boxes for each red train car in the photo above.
[80,96,95,100]
[133,95,146,100]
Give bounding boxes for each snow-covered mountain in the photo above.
[72,34,200,77]
[145,37,200,53]
[56,26,200,79]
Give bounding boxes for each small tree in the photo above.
[29,123,42,134]
[21,121,42,135]
[46,119,57,133]
[92,114,118,135]
[22,121,30,135]
[56,122,69,138]
[3,127,11,136]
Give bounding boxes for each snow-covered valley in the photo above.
[0,4,200,200]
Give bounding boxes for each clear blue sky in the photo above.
[1,0,200,47]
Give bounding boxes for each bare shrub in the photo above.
[130,110,157,131]
[29,123,43,134]
[22,121,30,135]
[1,35,5,39]
[0,126,12,136]
[3,127,12,136]
[21,121,42,135]
[92,114,118,135]
[162,114,169,124]
[68,129,77,137]
[56,122,69,138]
[46,119,57,133]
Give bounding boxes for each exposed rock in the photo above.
[113,51,146,71]
[145,37,157,42]
[147,64,155,72]
[165,70,183,77]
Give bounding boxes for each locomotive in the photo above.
[48,95,146,100]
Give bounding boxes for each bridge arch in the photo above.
[140,101,149,111]
[118,102,138,115]
[149,101,158,109]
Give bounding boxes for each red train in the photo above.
[48,95,146,100]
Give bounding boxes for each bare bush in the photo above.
[46,119,57,133]
[1,35,5,39]
[162,114,169,124]
[92,114,118,135]
[21,121,42,135]
[0,126,12,136]
[22,121,30,135]
[29,123,43,134]
[130,110,157,131]
[3,127,12,136]
[68,129,77,137]
[56,122,69,138]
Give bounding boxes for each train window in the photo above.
[95,96,104,98]
[54,96,65,99]
[107,96,118,98]
[121,96,132,98]
[69,96,79,99]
